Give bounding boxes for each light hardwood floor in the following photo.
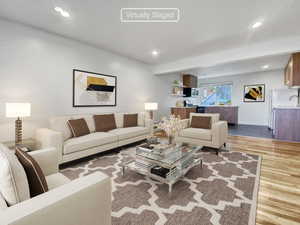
[228,135,300,225]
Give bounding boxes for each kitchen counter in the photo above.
[170,107,197,108]
[273,106,300,109]
[199,105,238,107]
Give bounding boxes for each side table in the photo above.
[2,138,41,152]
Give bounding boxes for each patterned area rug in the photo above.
[61,146,261,225]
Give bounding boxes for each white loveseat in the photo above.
[0,145,111,225]
[36,112,153,164]
[176,113,228,154]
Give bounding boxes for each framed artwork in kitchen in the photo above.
[243,84,265,102]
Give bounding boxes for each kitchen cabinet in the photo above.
[182,74,197,88]
[171,107,196,119]
[273,108,300,142]
[285,53,300,87]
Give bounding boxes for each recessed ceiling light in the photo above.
[61,11,70,18]
[251,21,263,29]
[152,50,159,56]
[54,7,62,12]
[54,6,70,18]
[262,65,269,69]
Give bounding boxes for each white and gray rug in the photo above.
[61,146,261,225]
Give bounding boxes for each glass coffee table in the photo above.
[122,142,203,195]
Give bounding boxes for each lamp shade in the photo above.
[6,103,31,118]
[145,102,158,111]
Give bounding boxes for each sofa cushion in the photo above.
[46,173,70,190]
[0,144,30,206]
[64,132,118,155]
[124,114,138,128]
[179,128,212,141]
[71,114,95,132]
[109,127,149,141]
[67,118,90,137]
[191,116,211,129]
[15,148,48,198]
[49,116,73,141]
[94,114,117,132]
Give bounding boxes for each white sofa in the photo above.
[176,113,228,154]
[0,146,111,225]
[36,112,153,164]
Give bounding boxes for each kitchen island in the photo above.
[170,105,238,124]
[204,106,239,125]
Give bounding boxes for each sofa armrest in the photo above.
[29,148,58,176]
[36,128,63,163]
[212,121,228,148]
[0,193,8,211]
[145,119,154,135]
[0,172,111,225]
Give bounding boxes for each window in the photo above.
[191,83,232,105]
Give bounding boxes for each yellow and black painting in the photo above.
[244,84,265,102]
[73,69,117,107]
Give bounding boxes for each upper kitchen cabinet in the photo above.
[285,52,300,87]
[182,74,197,88]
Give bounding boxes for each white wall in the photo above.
[0,19,161,141]
[156,73,181,118]
[198,70,285,125]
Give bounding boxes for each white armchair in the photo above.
[0,147,111,225]
[176,113,228,154]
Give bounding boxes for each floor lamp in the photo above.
[6,103,31,145]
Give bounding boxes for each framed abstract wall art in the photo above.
[73,69,117,107]
[243,84,265,102]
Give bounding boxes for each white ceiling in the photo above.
[189,54,290,78]
[0,0,300,66]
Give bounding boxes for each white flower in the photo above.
[158,115,184,137]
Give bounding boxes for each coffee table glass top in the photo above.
[136,143,201,168]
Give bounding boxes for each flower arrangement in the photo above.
[158,115,185,144]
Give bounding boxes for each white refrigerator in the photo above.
[268,88,298,129]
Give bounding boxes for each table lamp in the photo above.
[145,102,158,120]
[6,103,31,145]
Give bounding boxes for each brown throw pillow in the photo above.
[124,114,138,128]
[15,148,48,198]
[67,118,90,137]
[190,116,212,129]
[94,114,116,132]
